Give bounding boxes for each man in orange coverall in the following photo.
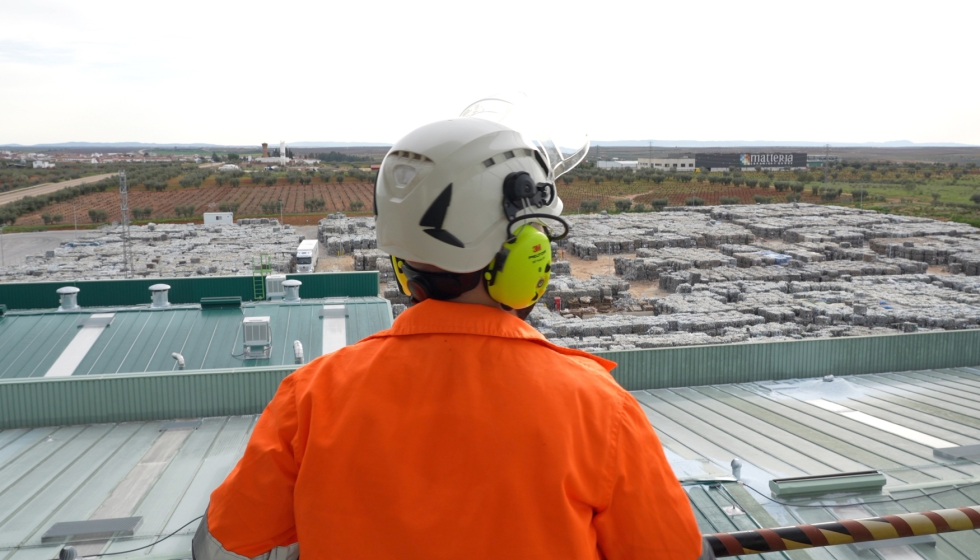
[194,113,709,560]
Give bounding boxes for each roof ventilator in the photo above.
[149,284,171,308]
[769,470,887,497]
[293,340,304,364]
[57,286,80,312]
[283,279,302,303]
[266,274,287,300]
[171,352,185,370]
[242,316,272,359]
[42,517,142,543]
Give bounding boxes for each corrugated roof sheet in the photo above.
[3,367,980,559]
[0,416,257,560]
[0,297,391,379]
[644,366,980,560]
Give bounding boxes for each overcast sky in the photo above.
[2,0,977,146]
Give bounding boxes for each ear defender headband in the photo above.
[483,171,569,310]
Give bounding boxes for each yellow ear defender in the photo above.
[391,256,411,296]
[484,224,552,310]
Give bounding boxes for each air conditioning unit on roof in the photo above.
[266,274,287,300]
[242,316,272,359]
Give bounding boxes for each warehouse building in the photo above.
[637,156,697,170]
[695,152,808,172]
[0,273,390,379]
[597,160,638,169]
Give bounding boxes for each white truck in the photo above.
[295,239,319,273]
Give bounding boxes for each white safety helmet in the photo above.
[376,117,564,273]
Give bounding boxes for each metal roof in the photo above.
[644,366,980,560]
[0,297,391,379]
[0,416,257,560]
[3,367,980,559]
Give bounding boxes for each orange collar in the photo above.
[385,300,546,340]
[365,300,616,373]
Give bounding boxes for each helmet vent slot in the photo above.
[533,150,549,174]
[504,151,515,159]
[392,151,432,163]
[483,158,495,168]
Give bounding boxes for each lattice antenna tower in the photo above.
[824,143,830,184]
[119,170,134,278]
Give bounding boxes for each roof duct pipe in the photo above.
[171,352,185,370]
[293,340,304,364]
[283,279,302,303]
[57,286,80,311]
[149,284,172,308]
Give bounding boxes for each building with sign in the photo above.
[807,154,841,168]
[693,152,808,172]
[637,157,697,171]
[597,160,639,169]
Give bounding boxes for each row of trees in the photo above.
[213,175,242,187]
[174,204,196,217]
[304,198,326,211]
[580,198,669,213]
[178,169,214,188]
[0,164,88,193]
[0,178,113,225]
[310,151,370,163]
[131,206,153,220]
[146,167,380,190]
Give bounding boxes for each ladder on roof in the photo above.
[251,254,273,300]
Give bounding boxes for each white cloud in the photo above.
[1,0,978,145]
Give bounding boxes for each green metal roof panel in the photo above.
[345,297,393,345]
[0,297,391,379]
[0,417,257,560]
[0,271,380,311]
[7,368,980,558]
[0,313,82,379]
[641,367,980,560]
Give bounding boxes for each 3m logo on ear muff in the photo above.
[484,224,552,310]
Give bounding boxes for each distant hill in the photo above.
[288,141,392,148]
[0,141,394,150]
[0,142,227,149]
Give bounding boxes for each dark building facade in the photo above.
[694,152,807,170]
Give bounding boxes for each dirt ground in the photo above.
[561,252,668,298]
[316,254,355,272]
[927,265,951,275]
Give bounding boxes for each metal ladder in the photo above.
[251,254,272,300]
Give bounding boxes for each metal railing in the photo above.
[706,505,980,557]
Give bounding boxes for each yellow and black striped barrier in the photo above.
[706,505,980,557]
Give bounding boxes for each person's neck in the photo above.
[449,288,512,314]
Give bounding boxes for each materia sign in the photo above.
[739,153,799,166]
[694,153,808,169]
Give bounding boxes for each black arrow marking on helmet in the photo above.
[420,184,464,248]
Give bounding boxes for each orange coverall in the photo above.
[194,300,703,560]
